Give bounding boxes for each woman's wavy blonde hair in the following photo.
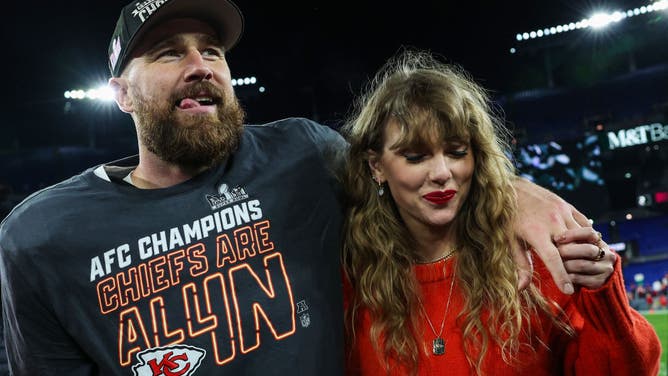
[341,50,571,374]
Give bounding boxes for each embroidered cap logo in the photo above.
[109,37,122,70]
[132,0,169,22]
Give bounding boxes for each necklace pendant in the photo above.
[432,337,445,355]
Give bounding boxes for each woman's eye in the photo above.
[402,153,426,163]
[449,148,468,158]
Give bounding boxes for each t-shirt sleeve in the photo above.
[289,118,349,174]
[1,209,95,375]
[269,118,348,200]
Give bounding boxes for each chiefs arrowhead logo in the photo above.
[132,344,206,376]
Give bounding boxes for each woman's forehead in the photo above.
[383,116,469,149]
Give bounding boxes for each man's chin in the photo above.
[158,125,242,169]
[173,111,221,126]
[135,93,245,170]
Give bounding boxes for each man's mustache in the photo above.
[169,81,226,107]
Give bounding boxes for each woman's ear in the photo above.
[367,149,385,183]
[108,77,133,114]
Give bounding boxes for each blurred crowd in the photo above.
[627,273,668,311]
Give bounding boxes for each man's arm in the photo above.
[512,177,591,294]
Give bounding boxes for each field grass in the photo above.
[645,311,667,376]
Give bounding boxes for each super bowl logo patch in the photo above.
[132,344,206,376]
[206,183,249,210]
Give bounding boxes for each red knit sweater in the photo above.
[345,256,661,375]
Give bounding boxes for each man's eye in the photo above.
[202,48,223,57]
[157,50,180,59]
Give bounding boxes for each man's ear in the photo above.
[108,77,133,114]
[367,149,385,183]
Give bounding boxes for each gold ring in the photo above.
[593,247,605,262]
[596,231,602,243]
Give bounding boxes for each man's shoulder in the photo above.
[246,117,338,138]
[1,168,97,229]
[244,117,346,151]
[246,117,322,130]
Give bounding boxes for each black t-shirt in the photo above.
[1,118,347,375]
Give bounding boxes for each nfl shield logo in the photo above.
[300,313,311,328]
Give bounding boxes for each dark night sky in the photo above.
[2,0,663,149]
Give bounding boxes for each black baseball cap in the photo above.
[108,0,244,77]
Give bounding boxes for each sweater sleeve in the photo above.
[554,256,662,376]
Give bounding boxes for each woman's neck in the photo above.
[410,225,457,263]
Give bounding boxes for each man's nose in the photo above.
[183,50,213,82]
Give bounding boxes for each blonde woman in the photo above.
[341,51,660,375]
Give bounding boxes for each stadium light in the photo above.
[589,12,621,29]
[231,76,260,87]
[64,85,115,102]
[513,0,666,43]
[231,76,266,94]
[656,0,668,10]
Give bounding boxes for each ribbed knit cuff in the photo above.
[574,255,634,337]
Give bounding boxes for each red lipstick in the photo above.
[423,190,457,205]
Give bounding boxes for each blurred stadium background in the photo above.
[1,0,667,374]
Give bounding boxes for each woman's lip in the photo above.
[423,190,457,204]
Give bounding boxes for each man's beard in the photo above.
[133,81,245,170]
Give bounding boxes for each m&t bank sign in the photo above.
[607,123,668,150]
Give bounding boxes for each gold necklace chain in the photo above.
[414,247,457,264]
[415,259,456,356]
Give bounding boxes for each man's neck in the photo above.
[131,148,208,189]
